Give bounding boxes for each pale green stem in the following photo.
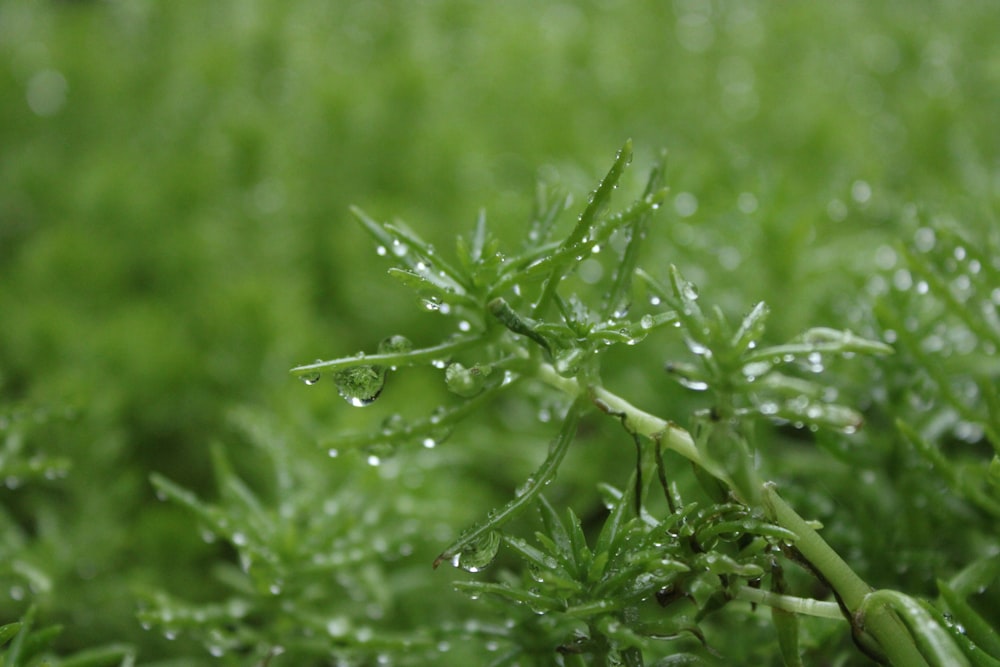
[763,483,929,667]
[536,361,928,665]
[731,584,845,621]
[533,362,732,486]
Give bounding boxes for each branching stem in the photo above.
[532,362,733,487]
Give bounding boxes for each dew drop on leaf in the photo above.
[300,372,321,386]
[378,335,413,355]
[677,377,709,391]
[453,531,502,572]
[684,337,711,357]
[334,365,386,407]
[445,362,490,397]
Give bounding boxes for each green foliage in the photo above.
[2,1,1000,665]
[282,146,995,665]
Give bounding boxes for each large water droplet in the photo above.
[334,365,386,407]
[301,372,321,386]
[452,531,501,572]
[378,335,413,355]
[445,362,491,397]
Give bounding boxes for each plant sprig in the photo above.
[281,143,997,665]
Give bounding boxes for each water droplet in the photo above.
[649,295,662,306]
[334,366,386,407]
[640,314,655,330]
[301,372,320,386]
[376,245,388,257]
[742,361,772,380]
[677,378,709,391]
[684,337,711,357]
[457,320,471,332]
[327,448,339,458]
[554,347,586,377]
[851,179,872,204]
[737,191,758,214]
[327,617,349,638]
[893,269,913,291]
[914,227,936,252]
[874,245,897,270]
[378,335,413,355]
[806,351,824,373]
[367,454,381,467]
[452,531,501,572]
[445,362,491,397]
[391,239,408,257]
[674,192,699,217]
[758,401,779,415]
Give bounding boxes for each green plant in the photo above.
[1,406,136,666]
[272,142,1000,665]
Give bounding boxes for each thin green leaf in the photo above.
[938,579,1000,660]
[566,506,593,574]
[860,589,969,667]
[532,140,633,316]
[453,581,565,612]
[746,328,894,364]
[0,622,21,649]
[290,335,481,377]
[3,606,32,667]
[948,554,1000,599]
[732,302,770,354]
[537,494,573,562]
[603,150,668,319]
[433,398,584,568]
[56,645,136,667]
[593,478,637,561]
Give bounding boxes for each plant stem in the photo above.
[730,584,845,620]
[533,362,732,486]
[762,483,930,667]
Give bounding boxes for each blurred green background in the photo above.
[2,0,999,662]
